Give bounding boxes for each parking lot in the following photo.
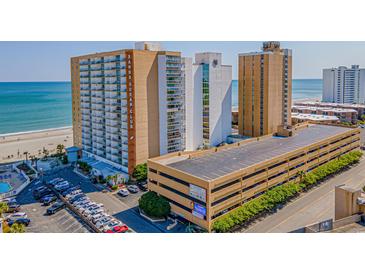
[15,180,91,233]
[7,166,185,233]
[43,167,164,233]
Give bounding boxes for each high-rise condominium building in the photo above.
[183,53,232,150]
[71,42,185,175]
[323,65,365,104]
[238,41,292,137]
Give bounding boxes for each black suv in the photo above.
[46,202,66,215]
[137,182,148,192]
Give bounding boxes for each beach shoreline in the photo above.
[0,127,73,164]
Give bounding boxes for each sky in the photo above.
[1,41,365,81]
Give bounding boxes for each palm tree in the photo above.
[0,202,8,217]
[9,223,25,233]
[0,202,8,232]
[56,144,65,155]
[42,148,49,159]
[23,151,29,162]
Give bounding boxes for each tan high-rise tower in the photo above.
[71,42,185,175]
[238,41,292,137]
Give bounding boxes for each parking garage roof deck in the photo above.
[164,124,355,181]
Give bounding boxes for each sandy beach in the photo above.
[0,127,73,163]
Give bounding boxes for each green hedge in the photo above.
[212,150,363,232]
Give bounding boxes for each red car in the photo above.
[105,225,129,233]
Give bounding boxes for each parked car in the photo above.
[6,204,21,213]
[81,204,103,215]
[95,217,113,229]
[101,220,123,232]
[127,185,139,193]
[2,197,17,204]
[117,189,129,197]
[72,196,89,205]
[105,224,129,233]
[33,186,52,200]
[7,212,28,220]
[7,218,31,227]
[78,204,100,214]
[54,181,70,191]
[47,178,63,186]
[84,208,104,219]
[46,202,65,215]
[40,194,56,203]
[65,190,83,200]
[69,194,86,204]
[42,195,57,206]
[75,201,94,211]
[33,185,48,193]
[137,182,148,191]
[91,213,108,224]
[73,198,90,207]
[61,186,80,196]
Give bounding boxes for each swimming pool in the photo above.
[0,182,12,193]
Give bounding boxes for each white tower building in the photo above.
[323,65,365,104]
[183,53,232,151]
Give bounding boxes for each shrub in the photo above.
[212,150,362,232]
[77,161,91,173]
[9,223,25,233]
[132,163,147,182]
[111,185,118,191]
[139,191,171,218]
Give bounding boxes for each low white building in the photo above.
[183,53,232,150]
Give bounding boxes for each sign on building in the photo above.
[192,203,206,220]
[189,184,206,203]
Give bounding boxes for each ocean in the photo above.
[0,82,72,135]
[0,79,322,135]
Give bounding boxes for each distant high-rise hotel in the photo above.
[238,41,292,137]
[183,53,232,150]
[323,65,365,104]
[71,42,185,175]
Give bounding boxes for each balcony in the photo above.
[105,106,119,113]
[90,65,102,71]
[104,72,117,77]
[91,105,103,112]
[90,73,103,78]
[105,113,119,120]
[106,120,120,127]
[105,91,119,99]
[106,126,119,134]
[105,85,119,92]
[79,59,89,65]
[105,98,119,106]
[92,124,104,130]
[80,66,89,72]
[91,97,104,104]
[90,59,102,65]
[90,84,104,91]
